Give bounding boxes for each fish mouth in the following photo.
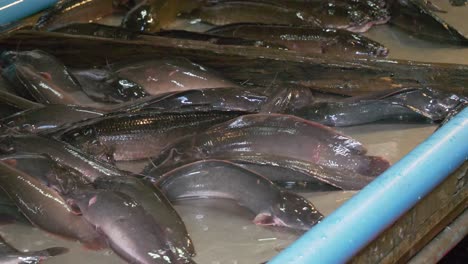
[374,46,389,57]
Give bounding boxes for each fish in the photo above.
[180,1,322,27]
[0,90,43,119]
[0,188,29,224]
[52,23,287,49]
[1,31,466,96]
[0,50,101,107]
[10,152,195,257]
[0,235,68,264]
[0,153,93,194]
[115,85,314,114]
[437,100,467,129]
[0,161,105,249]
[72,57,238,103]
[278,0,391,32]
[157,160,323,230]
[35,0,134,31]
[233,162,340,191]
[93,176,195,256]
[389,0,468,44]
[68,190,196,264]
[143,114,390,190]
[1,50,82,95]
[54,110,245,161]
[0,104,103,134]
[293,87,468,126]
[121,0,204,32]
[0,134,133,181]
[224,153,380,190]
[207,23,389,57]
[114,87,272,113]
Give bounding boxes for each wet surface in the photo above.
[0,1,466,263]
[0,123,437,264]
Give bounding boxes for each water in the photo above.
[0,123,435,264]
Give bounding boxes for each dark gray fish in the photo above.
[293,100,420,126]
[121,0,203,32]
[0,105,103,134]
[1,153,92,195]
[93,176,195,256]
[226,153,378,190]
[293,87,467,126]
[35,0,133,31]
[54,111,244,161]
[0,188,29,224]
[247,0,391,32]
[9,152,195,257]
[115,87,270,113]
[52,23,140,40]
[153,29,286,48]
[72,57,237,103]
[437,100,467,129]
[180,1,322,27]
[390,0,468,44]
[0,90,42,111]
[206,23,388,57]
[52,23,285,49]
[0,235,68,264]
[116,86,314,114]
[0,50,99,106]
[69,190,195,264]
[1,31,466,97]
[0,90,43,119]
[144,114,389,190]
[0,161,105,249]
[0,134,132,181]
[157,160,323,230]
[1,50,82,96]
[5,153,195,257]
[234,163,340,191]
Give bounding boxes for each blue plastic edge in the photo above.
[0,0,57,26]
[269,107,468,264]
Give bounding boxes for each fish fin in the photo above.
[253,213,275,226]
[35,246,69,257]
[366,156,391,177]
[82,237,107,251]
[65,199,83,216]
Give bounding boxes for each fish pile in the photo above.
[0,1,466,263]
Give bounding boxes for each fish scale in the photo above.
[56,111,244,161]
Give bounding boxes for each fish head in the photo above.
[66,191,100,217]
[255,191,323,231]
[121,4,157,32]
[62,127,116,164]
[428,92,467,120]
[83,140,116,164]
[0,136,16,154]
[46,162,91,195]
[0,51,19,66]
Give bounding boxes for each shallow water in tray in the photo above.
[0,123,436,263]
[0,0,466,262]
